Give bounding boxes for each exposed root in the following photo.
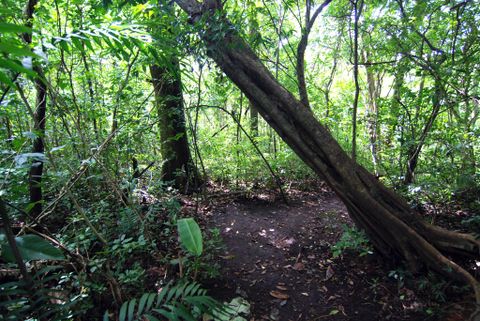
[421,222,480,255]
[348,194,480,314]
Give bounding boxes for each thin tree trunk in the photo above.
[403,79,442,185]
[28,67,47,218]
[235,94,243,186]
[4,116,13,146]
[296,0,332,108]
[0,198,33,288]
[81,43,99,142]
[363,50,381,176]
[388,59,405,148]
[351,0,363,161]
[24,0,47,219]
[324,34,342,118]
[173,1,480,309]
[248,10,259,136]
[250,103,259,136]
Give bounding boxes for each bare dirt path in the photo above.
[201,189,470,321]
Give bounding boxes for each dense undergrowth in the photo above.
[1,162,478,320]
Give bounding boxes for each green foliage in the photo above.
[177,218,203,257]
[332,225,373,258]
[0,266,87,321]
[105,281,221,321]
[0,234,65,262]
[0,21,39,86]
[211,297,250,321]
[463,215,480,238]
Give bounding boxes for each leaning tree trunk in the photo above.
[173,0,480,310]
[150,62,197,193]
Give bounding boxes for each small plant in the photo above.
[174,219,224,280]
[417,272,451,302]
[105,281,221,321]
[462,214,480,238]
[175,217,204,279]
[388,268,409,289]
[331,224,373,258]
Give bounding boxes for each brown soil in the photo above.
[200,187,473,321]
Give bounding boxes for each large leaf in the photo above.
[0,22,31,34]
[0,234,65,262]
[0,42,38,57]
[177,218,203,256]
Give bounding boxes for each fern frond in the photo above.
[109,281,221,321]
[0,266,83,321]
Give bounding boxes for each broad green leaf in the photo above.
[177,218,203,256]
[0,43,37,57]
[0,58,36,78]
[145,293,157,312]
[119,301,128,321]
[127,299,136,321]
[137,293,149,316]
[1,234,65,262]
[0,22,31,34]
[0,70,14,86]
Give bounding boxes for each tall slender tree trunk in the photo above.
[363,51,381,176]
[388,59,405,148]
[174,1,480,309]
[250,103,259,137]
[296,0,332,109]
[28,67,47,218]
[150,61,197,192]
[248,10,259,136]
[81,42,99,142]
[24,0,47,219]
[403,79,442,185]
[351,0,363,161]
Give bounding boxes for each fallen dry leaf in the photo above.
[269,290,289,300]
[327,295,337,302]
[293,262,305,271]
[338,305,347,316]
[276,285,288,291]
[325,265,334,280]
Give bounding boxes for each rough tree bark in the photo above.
[173,0,480,312]
[150,62,197,193]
